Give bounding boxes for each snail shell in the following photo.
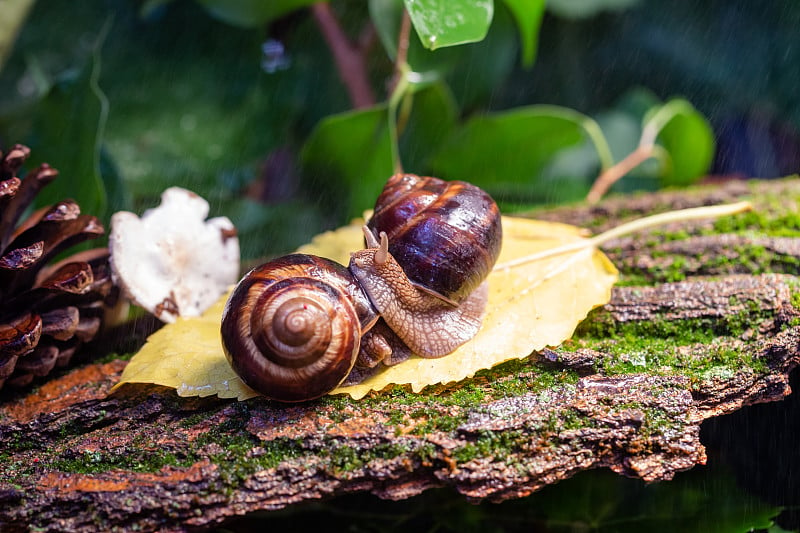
[352,173,502,360]
[366,173,502,304]
[220,254,378,402]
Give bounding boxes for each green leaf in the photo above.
[302,106,394,219]
[502,0,546,67]
[547,0,640,19]
[399,82,458,172]
[195,0,316,27]
[430,105,609,206]
[29,22,112,220]
[396,4,517,111]
[648,99,715,187]
[403,0,494,50]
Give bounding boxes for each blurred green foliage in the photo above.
[0,0,797,260]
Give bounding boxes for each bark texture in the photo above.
[2,178,800,532]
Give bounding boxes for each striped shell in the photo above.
[366,173,502,303]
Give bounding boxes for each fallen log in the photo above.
[1,177,799,532]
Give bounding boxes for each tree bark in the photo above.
[2,178,800,532]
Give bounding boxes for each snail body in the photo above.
[221,174,502,402]
[350,230,489,358]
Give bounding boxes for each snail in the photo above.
[220,173,502,402]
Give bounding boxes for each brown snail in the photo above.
[220,174,502,402]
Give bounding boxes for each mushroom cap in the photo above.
[109,187,240,323]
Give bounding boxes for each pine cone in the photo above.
[0,144,113,389]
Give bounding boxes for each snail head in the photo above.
[352,225,390,269]
[349,226,404,292]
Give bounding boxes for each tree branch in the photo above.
[311,2,375,109]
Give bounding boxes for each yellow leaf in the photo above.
[113,215,618,401]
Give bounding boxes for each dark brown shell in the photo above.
[366,173,502,303]
[221,254,378,402]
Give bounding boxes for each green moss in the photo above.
[711,209,800,238]
[408,408,467,436]
[0,454,39,483]
[178,410,213,429]
[546,407,596,434]
[451,429,528,464]
[322,440,424,474]
[577,299,768,344]
[417,442,437,463]
[51,448,195,474]
[191,408,307,487]
[368,381,487,410]
[478,360,581,397]
[791,288,800,311]
[659,255,687,283]
[4,431,44,454]
[569,285,781,380]
[615,243,800,286]
[569,306,770,380]
[324,443,364,473]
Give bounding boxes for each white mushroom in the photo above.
[109,187,240,323]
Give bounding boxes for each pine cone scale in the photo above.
[0,145,111,390]
[0,178,20,200]
[0,313,42,357]
[38,261,95,293]
[0,164,58,251]
[0,241,44,270]
[14,345,58,378]
[74,317,101,342]
[0,146,30,177]
[40,306,80,341]
[2,216,104,296]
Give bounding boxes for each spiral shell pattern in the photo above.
[221,254,370,402]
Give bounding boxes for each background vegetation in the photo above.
[1,0,798,260]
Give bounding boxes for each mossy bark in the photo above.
[2,178,800,532]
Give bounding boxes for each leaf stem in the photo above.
[392,9,412,91]
[386,9,413,174]
[493,201,753,271]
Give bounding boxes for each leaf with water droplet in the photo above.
[404,0,494,50]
